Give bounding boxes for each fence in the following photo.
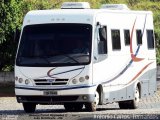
[0,72,14,84]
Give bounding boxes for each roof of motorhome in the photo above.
[23,9,152,25]
[26,9,152,17]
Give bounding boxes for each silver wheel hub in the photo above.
[94,91,99,105]
[135,87,139,103]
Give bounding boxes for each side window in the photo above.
[147,30,154,49]
[136,30,142,45]
[98,26,107,54]
[124,30,130,46]
[111,30,121,50]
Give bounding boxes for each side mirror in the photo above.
[14,28,20,43]
[98,26,107,54]
[99,26,107,41]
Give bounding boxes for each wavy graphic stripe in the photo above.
[142,14,147,39]
[47,67,85,78]
[15,84,96,91]
[47,68,57,78]
[102,60,133,84]
[126,62,153,85]
[134,14,147,57]
[103,15,147,84]
[130,17,144,62]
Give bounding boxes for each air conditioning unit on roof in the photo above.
[61,2,90,9]
[101,4,130,10]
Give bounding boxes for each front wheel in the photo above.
[85,90,99,112]
[64,103,83,111]
[129,86,140,109]
[23,103,36,113]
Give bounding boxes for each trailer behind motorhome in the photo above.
[15,2,157,113]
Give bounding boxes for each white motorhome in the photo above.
[15,2,157,113]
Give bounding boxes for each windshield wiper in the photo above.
[62,54,80,64]
[53,52,80,64]
[34,56,50,64]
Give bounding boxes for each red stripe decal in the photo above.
[130,18,144,62]
[47,68,56,78]
[127,62,153,85]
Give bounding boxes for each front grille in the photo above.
[34,79,69,86]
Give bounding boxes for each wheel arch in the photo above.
[96,84,104,105]
[134,81,141,99]
[137,82,141,98]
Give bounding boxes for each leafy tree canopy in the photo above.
[0,0,160,71]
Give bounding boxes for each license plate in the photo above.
[44,90,57,96]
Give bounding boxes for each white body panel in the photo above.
[92,11,156,102]
[15,8,156,104]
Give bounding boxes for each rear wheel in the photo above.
[118,86,140,109]
[23,103,36,113]
[129,86,140,109]
[118,102,129,109]
[85,90,99,112]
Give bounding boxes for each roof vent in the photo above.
[101,4,130,10]
[61,2,90,9]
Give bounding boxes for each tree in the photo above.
[0,0,23,71]
[0,0,160,71]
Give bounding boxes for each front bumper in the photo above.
[15,85,96,104]
[16,94,95,104]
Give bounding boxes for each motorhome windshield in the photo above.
[16,24,92,67]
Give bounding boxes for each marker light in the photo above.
[85,75,89,80]
[25,79,30,85]
[79,77,85,82]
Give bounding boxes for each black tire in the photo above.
[118,102,129,109]
[64,103,83,111]
[23,103,36,113]
[74,103,83,111]
[64,103,74,111]
[98,87,103,105]
[85,102,96,112]
[118,86,140,109]
[129,86,140,109]
[85,90,99,112]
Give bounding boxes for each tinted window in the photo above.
[147,30,154,49]
[136,30,142,45]
[111,30,121,50]
[16,24,92,67]
[124,30,130,46]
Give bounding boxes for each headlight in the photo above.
[15,76,18,81]
[18,78,23,83]
[25,79,30,85]
[85,75,89,80]
[72,79,78,84]
[79,77,85,82]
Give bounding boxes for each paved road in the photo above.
[1,90,160,120]
[1,67,160,120]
